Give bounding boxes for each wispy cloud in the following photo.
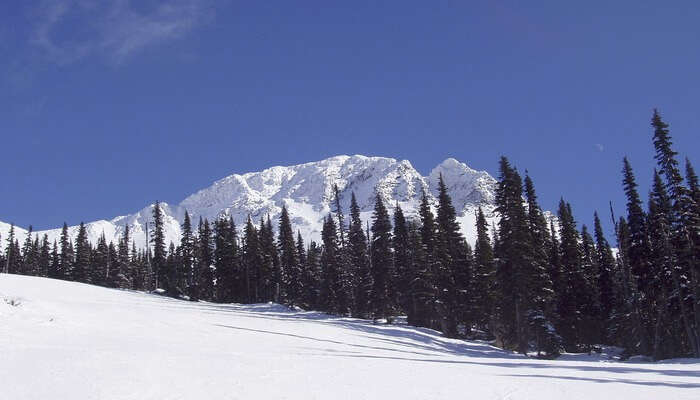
[29,0,213,65]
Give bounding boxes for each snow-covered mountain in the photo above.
[0,155,497,249]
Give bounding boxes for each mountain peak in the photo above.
[0,155,497,248]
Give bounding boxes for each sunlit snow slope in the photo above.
[1,274,698,400]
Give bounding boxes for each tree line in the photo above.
[2,110,697,360]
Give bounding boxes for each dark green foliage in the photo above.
[392,204,412,319]
[91,234,110,286]
[180,212,196,299]
[580,225,603,344]
[242,217,262,302]
[493,158,535,353]
[647,171,676,359]
[260,217,281,302]
[165,242,181,296]
[622,160,654,348]
[151,202,168,292]
[73,222,91,283]
[279,206,302,306]
[434,174,469,337]
[58,223,74,280]
[348,193,372,318]
[48,240,59,279]
[197,218,215,301]
[472,207,495,331]
[410,191,438,329]
[214,217,238,303]
[20,226,38,276]
[113,226,132,289]
[650,110,699,357]
[38,235,50,277]
[302,239,322,309]
[493,161,561,356]
[320,215,341,313]
[593,212,616,341]
[4,225,22,274]
[557,200,599,351]
[523,174,559,352]
[370,194,394,320]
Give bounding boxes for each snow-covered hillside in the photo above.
[1,274,698,399]
[0,155,498,249]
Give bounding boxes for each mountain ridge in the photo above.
[0,155,497,249]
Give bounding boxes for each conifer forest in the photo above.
[3,110,699,361]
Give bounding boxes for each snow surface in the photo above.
[2,274,698,400]
[0,155,498,249]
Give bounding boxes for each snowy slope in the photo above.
[1,274,698,400]
[0,155,498,249]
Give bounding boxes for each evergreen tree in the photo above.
[413,191,437,328]
[434,174,469,337]
[58,223,74,280]
[180,212,196,299]
[557,200,598,351]
[151,202,168,292]
[647,171,677,358]
[165,242,181,295]
[38,234,50,277]
[260,217,280,302]
[580,224,602,345]
[91,234,110,286]
[131,241,148,291]
[493,157,535,353]
[20,226,36,275]
[651,110,699,356]
[392,204,412,317]
[197,218,215,301]
[370,194,393,321]
[348,193,372,318]
[214,217,237,302]
[114,226,132,289]
[622,158,653,353]
[419,191,436,255]
[107,242,118,287]
[242,217,262,302]
[4,224,20,274]
[332,183,346,246]
[523,173,560,354]
[593,212,617,341]
[303,240,322,309]
[472,207,495,331]
[330,187,354,316]
[279,206,302,306]
[49,240,59,279]
[259,217,275,302]
[73,222,91,283]
[320,215,340,313]
[548,220,562,302]
[610,216,641,352]
[294,232,313,309]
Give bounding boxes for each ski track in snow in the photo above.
[1,274,698,400]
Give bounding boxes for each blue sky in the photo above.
[1,1,698,238]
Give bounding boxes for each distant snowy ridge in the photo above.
[0,155,497,249]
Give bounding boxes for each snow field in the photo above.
[1,274,698,400]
